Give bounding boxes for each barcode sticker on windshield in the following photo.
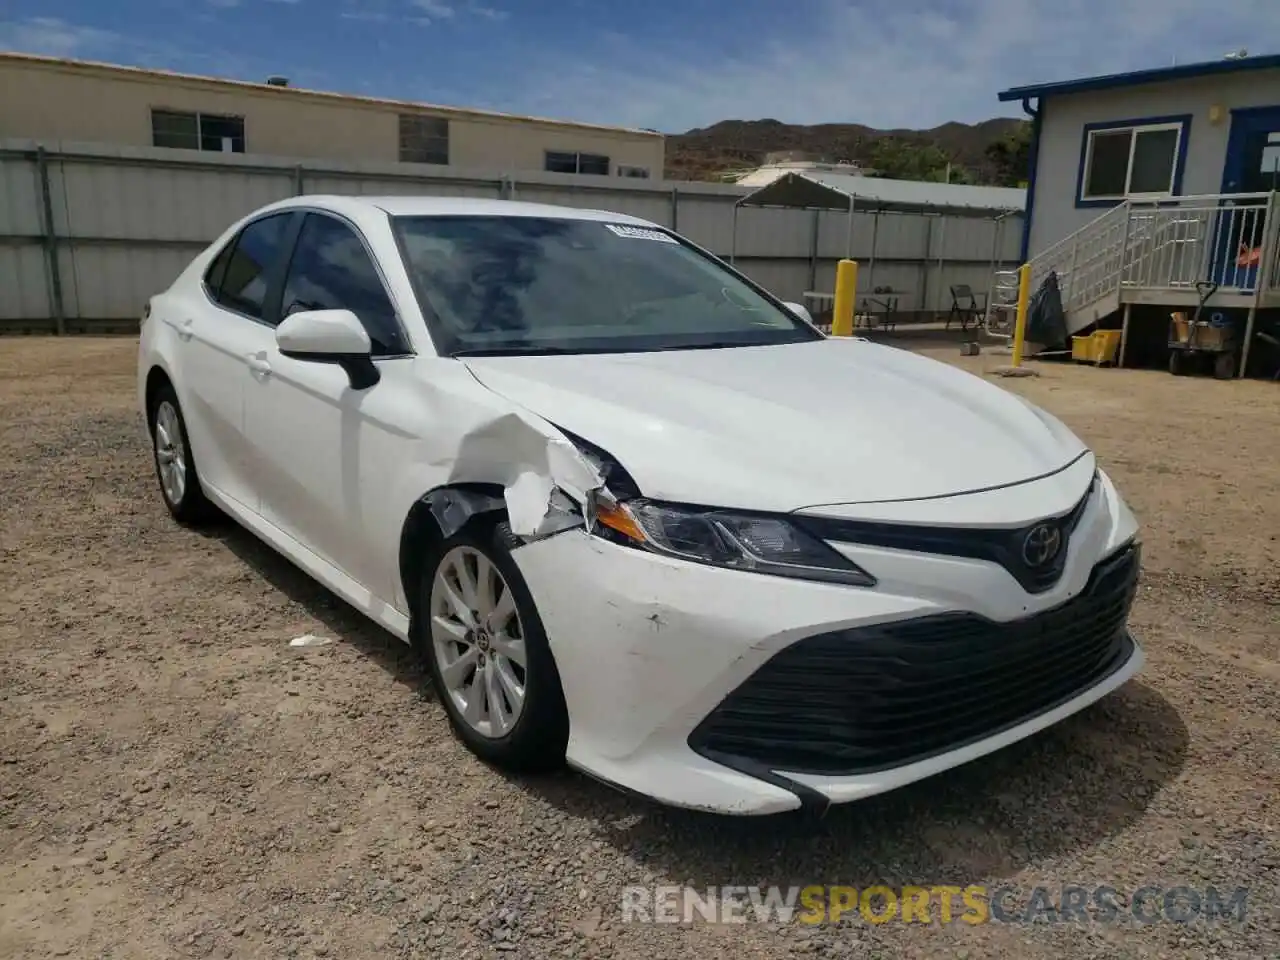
[605,224,677,243]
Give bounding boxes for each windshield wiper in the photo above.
[662,339,792,351]
[451,345,583,357]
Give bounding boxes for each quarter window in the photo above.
[208,213,292,320]
[1080,120,1185,202]
[281,214,408,355]
[203,238,235,293]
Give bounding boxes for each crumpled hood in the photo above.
[462,339,1088,514]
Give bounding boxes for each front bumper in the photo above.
[510,470,1143,816]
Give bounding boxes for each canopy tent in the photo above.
[735,171,1025,221]
[730,171,1026,315]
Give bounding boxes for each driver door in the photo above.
[244,211,415,592]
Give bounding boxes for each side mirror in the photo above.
[276,309,380,390]
[782,301,813,324]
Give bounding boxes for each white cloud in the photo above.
[0,17,122,58]
[476,0,1280,131]
[465,2,506,20]
[411,0,456,18]
[409,0,504,24]
[0,15,301,86]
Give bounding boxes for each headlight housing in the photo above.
[594,498,876,587]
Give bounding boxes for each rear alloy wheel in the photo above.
[421,523,568,771]
[149,384,216,524]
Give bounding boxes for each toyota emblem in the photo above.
[1022,523,1062,567]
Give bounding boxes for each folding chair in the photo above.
[946,284,986,331]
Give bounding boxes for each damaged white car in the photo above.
[138,196,1143,815]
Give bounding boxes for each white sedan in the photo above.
[138,195,1143,816]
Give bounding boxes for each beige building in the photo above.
[0,52,665,179]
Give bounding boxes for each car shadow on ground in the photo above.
[517,680,1189,888]
[205,520,434,701]
[205,519,1188,886]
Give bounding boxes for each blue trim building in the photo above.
[997,55,1280,263]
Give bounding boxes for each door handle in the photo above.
[246,354,273,377]
[176,318,194,341]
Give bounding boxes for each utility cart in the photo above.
[1168,281,1240,380]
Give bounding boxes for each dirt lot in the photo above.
[1,337,1277,960]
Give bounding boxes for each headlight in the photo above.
[593,498,876,587]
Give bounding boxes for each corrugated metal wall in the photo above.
[0,138,1022,332]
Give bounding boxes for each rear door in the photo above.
[173,211,297,514]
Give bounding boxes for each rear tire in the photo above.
[1168,350,1188,376]
[148,383,217,524]
[417,521,569,772]
[1213,351,1237,380]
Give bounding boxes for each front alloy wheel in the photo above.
[419,522,568,772]
[430,545,528,738]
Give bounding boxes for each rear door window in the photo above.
[207,213,292,321]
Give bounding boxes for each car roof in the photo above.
[263,194,660,228]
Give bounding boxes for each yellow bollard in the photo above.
[1011,262,1032,366]
[831,259,859,337]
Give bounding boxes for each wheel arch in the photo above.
[144,364,175,425]
[398,483,509,638]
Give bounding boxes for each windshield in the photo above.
[391,215,821,356]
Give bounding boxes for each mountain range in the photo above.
[664,117,1028,184]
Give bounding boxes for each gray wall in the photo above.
[0,138,1022,333]
[1030,68,1280,256]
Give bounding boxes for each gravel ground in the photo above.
[0,336,1277,960]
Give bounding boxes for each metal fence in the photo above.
[0,138,1023,334]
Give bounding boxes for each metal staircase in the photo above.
[990,192,1280,339]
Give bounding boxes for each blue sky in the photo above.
[2,0,1278,132]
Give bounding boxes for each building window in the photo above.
[618,165,650,179]
[152,110,245,153]
[545,151,611,176]
[399,115,449,165]
[1078,116,1189,205]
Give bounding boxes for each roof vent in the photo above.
[266,75,290,87]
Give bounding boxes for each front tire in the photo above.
[149,384,217,524]
[419,521,569,772]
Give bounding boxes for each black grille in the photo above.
[794,474,1096,594]
[690,544,1140,776]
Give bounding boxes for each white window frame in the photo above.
[1080,121,1184,202]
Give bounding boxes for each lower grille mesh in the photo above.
[690,546,1140,776]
